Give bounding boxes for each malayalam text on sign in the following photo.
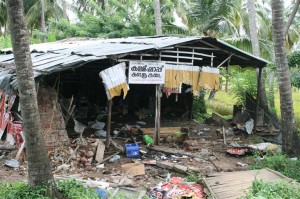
[128,61,165,84]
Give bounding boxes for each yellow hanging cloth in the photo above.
[163,65,200,96]
[198,66,220,91]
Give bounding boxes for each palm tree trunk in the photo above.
[271,0,300,155]
[41,0,46,41]
[153,0,162,144]
[247,0,268,108]
[153,0,162,36]
[268,70,275,108]
[61,0,68,19]
[6,0,58,195]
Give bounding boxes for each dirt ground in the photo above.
[0,120,258,193]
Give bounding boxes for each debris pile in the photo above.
[149,177,206,199]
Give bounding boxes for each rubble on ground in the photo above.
[0,113,282,198]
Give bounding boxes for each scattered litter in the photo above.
[197,131,204,136]
[142,160,156,165]
[136,121,146,125]
[56,164,71,171]
[226,147,253,156]
[97,181,110,189]
[94,130,107,138]
[143,135,154,145]
[236,162,248,167]
[90,121,105,130]
[245,119,254,134]
[248,142,280,152]
[149,176,206,198]
[291,157,298,161]
[139,149,147,154]
[4,159,19,168]
[113,130,119,136]
[96,164,105,169]
[109,155,121,162]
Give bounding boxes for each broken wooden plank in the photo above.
[142,127,182,137]
[211,113,231,127]
[95,141,105,163]
[0,145,16,150]
[15,142,25,160]
[97,152,120,164]
[147,146,206,163]
[203,169,293,199]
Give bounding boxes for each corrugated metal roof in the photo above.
[0,36,268,76]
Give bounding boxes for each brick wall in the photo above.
[37,87,69,147]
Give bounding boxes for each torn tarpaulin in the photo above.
[149,177,206,199]
[0,90,16,140]
[99,63,129,100]
[226,147,254,156]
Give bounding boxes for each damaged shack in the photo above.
[0,36,270,148]
[0,36,282,198]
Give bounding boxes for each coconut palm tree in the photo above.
[271,0,300,155]
[6,0,58,196]
[0,0,7,35]
[25,0,64,32]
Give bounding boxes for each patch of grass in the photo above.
[205,90,236,117]
[0,182,49,199]
[250,153,300,182]
[243,179,300,199]
[274,89,300,128]
[185,172,199,182]
[57,180,100,199]
[0,180,101,199]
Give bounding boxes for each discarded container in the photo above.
[125,143,140,158]
[143,135,154,145]
[95,188,109,199]
[4,159,19,168]
[109,155,121,162]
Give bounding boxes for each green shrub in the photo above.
[244,180,300,199]
[57,180,100,199]
[250,153,300,182]
[231,68,257,105]
[0,180,100,199]
[0,182,48,199]
[193,91,207,114]
[185,172,199,182]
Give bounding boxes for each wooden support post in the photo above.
[254,67,262,134]
[106,99,112,148]
[154,84,161,145]
[225,66,229,93]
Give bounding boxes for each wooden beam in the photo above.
[154,84,161,145]
[106,99,112,148]
[212,113,231,127]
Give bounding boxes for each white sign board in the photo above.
[128,61,165,84]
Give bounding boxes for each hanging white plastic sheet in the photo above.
[99,62,129,100]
